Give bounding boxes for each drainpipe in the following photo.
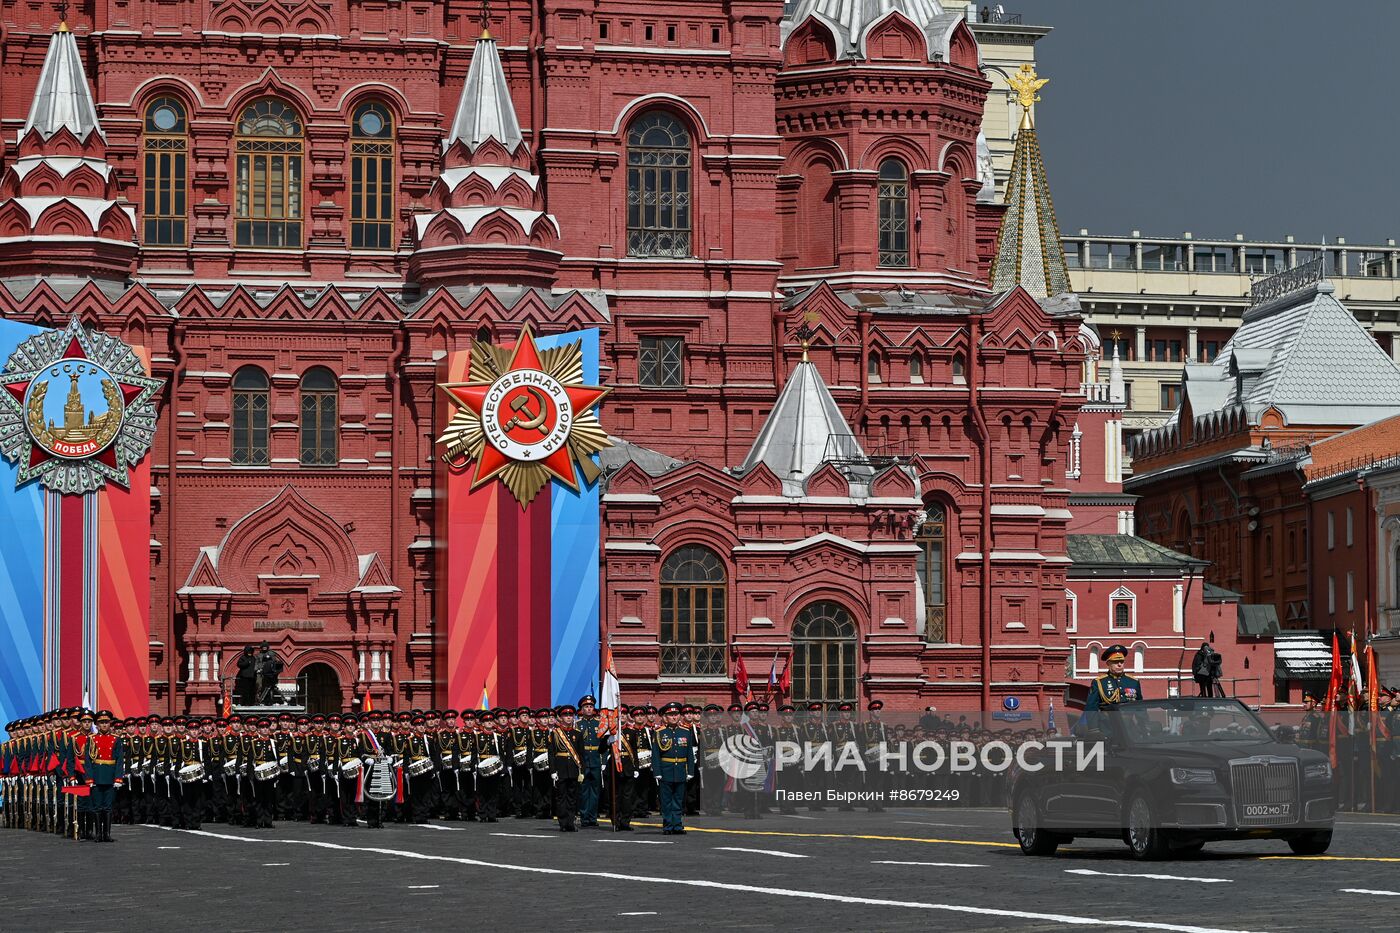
[967,315,992,710]
[531,0,546,202]
[166,322,185,714]
[856,309,872,425]
[386,327,408,709]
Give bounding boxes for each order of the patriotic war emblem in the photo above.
[0,317,163,495]
[437,326,610,507]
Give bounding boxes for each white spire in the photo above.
[1108,342,1125,405]
[446,31,523,153]
[22,25,104,142]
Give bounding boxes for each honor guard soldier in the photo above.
[606,705,639,831]
[683,705,703,816]
[1080,644,1143,733]
[699,705,726,816]
[654,702,696,835]
[576,695,603,827]
[547,705,584,831]
[82,711,125,843]
[772,705,802,814]
[243,719,280,828]
[801,703,828,812]
[474,711,505,823]
[861,701,888,812]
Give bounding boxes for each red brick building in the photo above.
[1,2,1162,714]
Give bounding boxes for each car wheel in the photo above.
[1287,830,1332,856]
[1014,790,1059,856]
[1125,792,1171,861]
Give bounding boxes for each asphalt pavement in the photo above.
[2,807,1396,932]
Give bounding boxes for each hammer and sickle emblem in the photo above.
[504,386,550,436]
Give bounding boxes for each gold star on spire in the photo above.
[1007,63,1048,129]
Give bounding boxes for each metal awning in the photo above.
[1273,631,1332,679]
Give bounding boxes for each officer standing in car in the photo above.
[1080,644,1142,733]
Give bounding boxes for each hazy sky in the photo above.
[1013,0,1398,244]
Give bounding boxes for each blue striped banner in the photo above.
[0,317,46,739]
[541,328,601,705]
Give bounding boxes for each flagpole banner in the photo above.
[0,318,157,736]
[437,327,604,711]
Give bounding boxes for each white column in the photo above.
[384,654,391,684]
[359,650,367,682]
[1187,327,1199,363]
[371,651,381,681]
[212,651,221,683]
[1134,325,1147,362]
[198,651,209,681]
[187,652,196,683]
[1173,583,1185,633]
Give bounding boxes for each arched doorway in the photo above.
[302,662,341,714]
[791,600,857,707]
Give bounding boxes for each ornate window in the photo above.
[660,546,727,676]
[143,97,188,245]
[626,111,691,258]
[235,98,303,248]
[1110,586,1136,632]
[909,351,924,382]
[791,601,857,705]
[877,158,910,267]
[867,350,882,383]
[231,366,270,465]
[916,505,947,642]
[298,367,338,467]
[350,102,394,250]
[639,336,684,387]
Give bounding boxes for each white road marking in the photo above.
[898,821,974,829]
[157,846,181,850]
[145,827,1272,933]
[778,814,818,820]
[407,885,440,890]
[1342,888,1400,896]
[415,823,466,832]
[595,839,675,844]
[619,912,659,916]
[1065,869,1231,884]
[873,861,986,869]
[490,832,555,839]
[262,863,290,867]
[714,846,809,859]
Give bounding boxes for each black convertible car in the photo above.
[1010,697,1336,859]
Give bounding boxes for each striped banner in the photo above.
[438,329,602,711]
[0,319,152,736]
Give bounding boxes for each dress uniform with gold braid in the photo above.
[1080,644,1143,733]
[654,702,697,835]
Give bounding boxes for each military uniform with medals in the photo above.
[654,703,697,834]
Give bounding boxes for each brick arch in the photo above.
[784,586,868,631]
[611,94,711,144]
[130,77,204,114]
[859,135,931,174]
[218,486,360,594]
[783,16,838,67]
[860,11,928,63]
[289,648,356,687]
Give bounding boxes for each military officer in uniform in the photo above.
[548,704,584,831]
[576,695,603,827]
[654,702,696,834]
[82,711,125,843]
[1080,644,1142,733]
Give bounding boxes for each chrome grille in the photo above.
[1230,758,1299,826]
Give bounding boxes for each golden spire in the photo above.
[1006,63,1048,130]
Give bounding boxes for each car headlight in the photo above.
[1170,767,1217,785]
[1303,761,1332,782]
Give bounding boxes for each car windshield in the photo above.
[1110,700,1271,745]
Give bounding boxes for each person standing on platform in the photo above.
[655,703,696,835]
[1079,645,1142,734]
[82,711,125,843]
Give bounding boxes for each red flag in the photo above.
[363,691,374,714]
[1323,633,1343,712]
[221,688,232,718]
[734,653,750,700]
[778,655,791,697]
[62,785,91,797]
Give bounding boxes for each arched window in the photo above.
[299,367,338,467]
[231,366,269,465]
[626,111,691,258]
[143,97,187,245]
[952,353,966,383]
[350,102,394,250]
[659,546,727,676]
[909,351,924,382]
[916,505,947,642]
[877,158,910,267]
[867,350,882,383]
[1114,603,1131,630]
[235,98,303,248]
[791,601,857,705]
